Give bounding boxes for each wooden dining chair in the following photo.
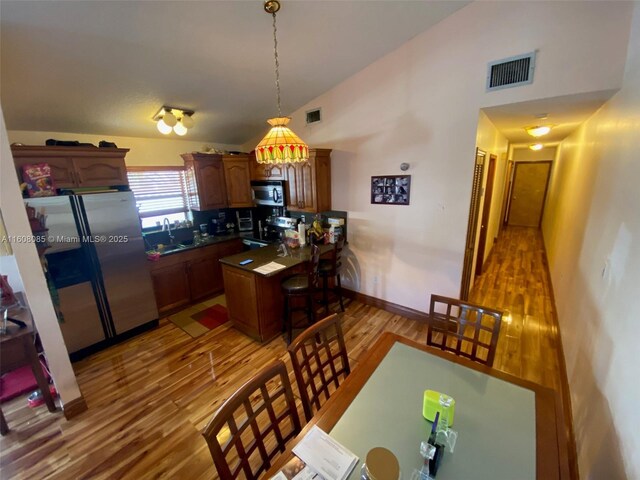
[287,313,350,422]
[426,294,503,367]
[201,360,302,480]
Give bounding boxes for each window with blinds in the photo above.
[127,167,189,228]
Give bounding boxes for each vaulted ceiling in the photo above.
[0,0,469,145]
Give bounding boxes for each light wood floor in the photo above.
[0,226,570,479]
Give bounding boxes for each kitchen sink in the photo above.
[160,244,188,253]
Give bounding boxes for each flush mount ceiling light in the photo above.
[525,125,552,137]
[153,107,195,136]
[529,143,544,151]
[255,0,309,164]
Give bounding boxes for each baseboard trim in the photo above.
[343,288,429,322]
[540,243,579,480]
[63,395,88,420]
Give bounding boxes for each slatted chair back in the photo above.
[202,360,301,480]
[427,294,503,367]
[307,243,321,289]
[287,314,350,421]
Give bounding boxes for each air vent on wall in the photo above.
[306,108,322,125]
[486,52,536,91]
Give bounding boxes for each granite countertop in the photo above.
[153,233,242,257]
[220,243,333,277]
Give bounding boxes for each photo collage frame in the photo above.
[371,175,411,205]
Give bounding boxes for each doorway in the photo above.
[460,148,485,300]
[475,154,497,276]
[507,161,552,227]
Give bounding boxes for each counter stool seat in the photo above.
[282,275,310,292]
[281,244,321,344]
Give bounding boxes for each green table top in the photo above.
[329,342,536,479]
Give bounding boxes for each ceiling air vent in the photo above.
[486,52,536,92]
[306,108,322,125]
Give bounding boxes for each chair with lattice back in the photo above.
[426,294,503,367]
[287,313,350,422]
[201,360,302,480]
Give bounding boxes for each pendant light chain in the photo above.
[272,12,282,118]
[255,0,309,164]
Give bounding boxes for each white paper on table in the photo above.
[253,261,287,275]
[271,466,319,480]
[292,426,359,480]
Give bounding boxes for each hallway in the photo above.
[470,225,574,477]
[470,226,563,392]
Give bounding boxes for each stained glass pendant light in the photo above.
[255,0,309,164]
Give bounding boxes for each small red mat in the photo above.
[0,364,50,403]
[191,304,229,330]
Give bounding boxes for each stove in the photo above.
[263,216,297,242]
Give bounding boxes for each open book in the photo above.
[271,426,359,480]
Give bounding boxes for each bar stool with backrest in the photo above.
[287,313,351,422]
[318,237,345,314]
[426,294,503,367]
[281,244,321,344]
[201,360,302,480]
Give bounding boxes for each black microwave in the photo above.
[251,180,285,207]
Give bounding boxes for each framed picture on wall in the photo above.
[371,175,411,205]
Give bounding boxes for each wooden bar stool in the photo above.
[319,237,345,314]
[281,244,321,344]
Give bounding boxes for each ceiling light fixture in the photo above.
[255,0,309,164]
[525,125,552,137]
[153,106,195,136]
[529,143,544,151]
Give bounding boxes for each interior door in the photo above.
[507,161,552,227]
[476,154,497,276]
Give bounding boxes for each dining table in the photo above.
[266,332,570,480]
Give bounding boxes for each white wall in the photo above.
[542,3,640,477]
[0,109,83,406]
[472,111,509,280]
[8,130,241,166]
[0,254,25,293]
[254,1,633,312]
[512,145,557,162]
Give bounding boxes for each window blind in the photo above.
[127,168,188,218]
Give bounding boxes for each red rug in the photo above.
[191,304,229,330]
[0,363,50,403]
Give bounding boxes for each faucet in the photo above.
[163,218,175,244]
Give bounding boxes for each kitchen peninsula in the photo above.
[220,243,332,342]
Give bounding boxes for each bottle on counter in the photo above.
[193,230,201,246]
[298,222,306,246]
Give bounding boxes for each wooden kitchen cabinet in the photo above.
[181,153,227,211]
[149,238,243,315]
[187,254,221,301]
[11,146,129,189]
[151,263,190,313]
[73,157,128,187]
[284,148,332,213]
[250,154,286,181]
[222,155,253,208]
